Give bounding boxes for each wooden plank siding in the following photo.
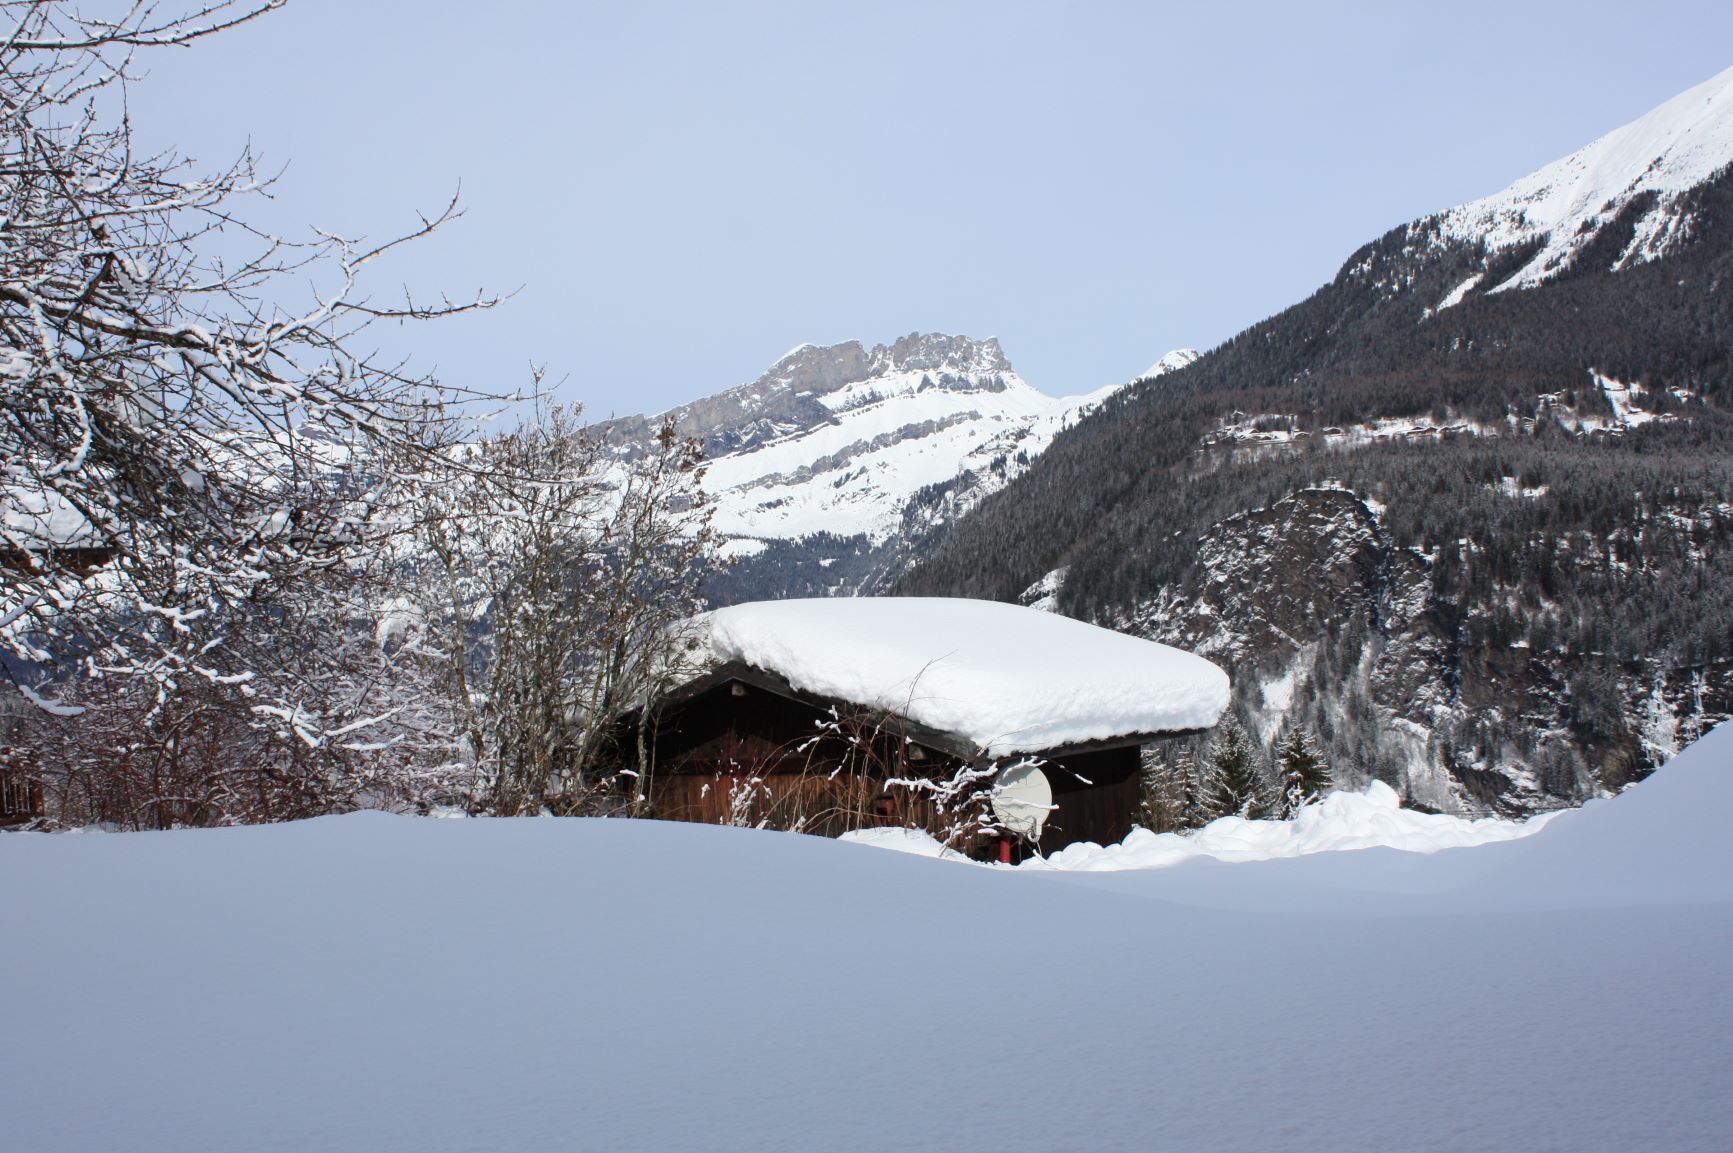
[642,681,951,841]
[1035,747,1141,857]
[631,675,1153,860]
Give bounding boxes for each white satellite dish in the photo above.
[992,762,1054,840]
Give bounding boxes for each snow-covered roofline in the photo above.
[695,598,1229,756]
[2,485,100,550]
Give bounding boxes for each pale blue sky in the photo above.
[130,1,1733,416]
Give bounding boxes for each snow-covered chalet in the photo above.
[626,597,1229,859]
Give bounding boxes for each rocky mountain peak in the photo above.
[870,332,1013,376]
[758,340,873,394]
[757,333,1014,395]
[597,332,1035,465]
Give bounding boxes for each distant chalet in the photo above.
[1,486,114,575]
[628,598,1229,859]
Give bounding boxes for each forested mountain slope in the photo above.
[899,66,1733,814]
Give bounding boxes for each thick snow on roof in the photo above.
[700,597,1229,754]
[1,485,97,549]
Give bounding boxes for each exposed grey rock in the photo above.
[1123,487,1733,815]
[596,332,1015,459]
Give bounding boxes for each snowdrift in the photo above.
[3,726,1729,1153]
[843,779,1556,868]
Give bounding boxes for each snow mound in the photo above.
[700,597,1229,754]
[3,728,1731,1153]
[841,780,1551,868]
[1042,781,1552,869]
[1443,63,1733,287]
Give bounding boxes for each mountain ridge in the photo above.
[896,66,1733,815]
[1438,62,1733,293]
[600,331,1196,600]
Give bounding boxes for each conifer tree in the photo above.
[1276,729,1332,819]
[1201,715,1272,821]
[1175,745,1208,829]
[1140,743,1201,832]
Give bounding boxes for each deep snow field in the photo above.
[5,728,1732,1152]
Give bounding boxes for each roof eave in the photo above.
[646,661,1217,762]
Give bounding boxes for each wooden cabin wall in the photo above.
[645,684,942,840]
[650,687,835,774]
[1037,747,1140,856]
[639,679,1150,859]
[651,769,948,842]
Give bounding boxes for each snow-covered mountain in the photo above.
[1435,63,1733,297]
[603,332,1192,599]
[904,67,1733,815]
[1137,347,1199,381]
[698,333,1104,547]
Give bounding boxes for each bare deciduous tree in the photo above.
[0,0,491,735]
[0,4,723,829]
[393,403,713,816]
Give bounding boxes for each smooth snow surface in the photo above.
[844,780,1553,869]
[4,726,1730,1153]
[1443,63,1733,288]
[700,597,1230,752]
[841,824,960,858]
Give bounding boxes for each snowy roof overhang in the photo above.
[684,597,1230,758]
[1,485,101,552]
